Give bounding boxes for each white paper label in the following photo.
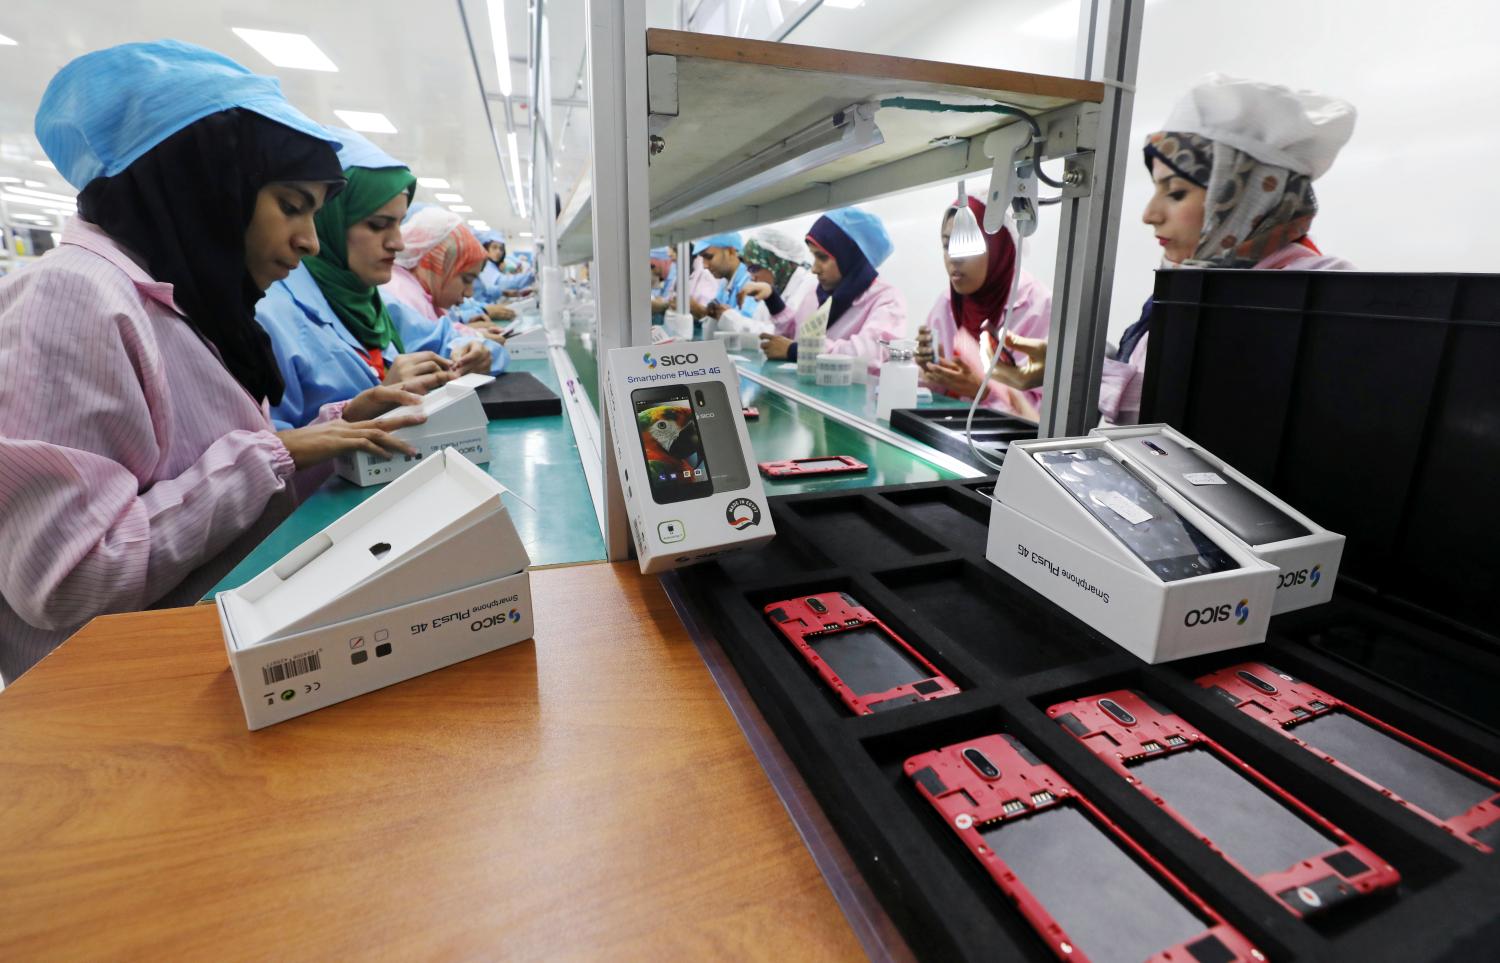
[1099,490,1153,525]
[1184,471,1227,486]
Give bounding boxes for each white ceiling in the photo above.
[0,0,561,238]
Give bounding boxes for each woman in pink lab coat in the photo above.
[920,196,1052,420]
[989,74,1358,425]
[759,206,908,370]
[0,42,432,683]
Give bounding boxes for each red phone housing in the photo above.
[1198,661,1500,852]
[758,455,868,478]
[1047,688,1400,918]
[905,733,1260,963]
[763,592,958,715]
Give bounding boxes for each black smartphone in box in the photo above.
[691,382,751,493]
[1035,447,1237,582]
[631,385,714,504]
[1131,434,1311,545]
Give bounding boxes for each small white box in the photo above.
[217,449,533,729]
[605,340,775,574]
[1091,424,1344,614]
[500,324,550,360]
[986,437,1278,664]
[335,380,490,487]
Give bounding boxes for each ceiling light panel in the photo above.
[333,111,397,134]
[417,177,451,189]
[231,28,338,72]
[434,192,464,203]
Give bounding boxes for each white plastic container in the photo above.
[875,339,919,420]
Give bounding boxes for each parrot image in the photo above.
[638,403,708,482]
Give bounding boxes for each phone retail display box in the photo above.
[335,379,490,487]
[217,449,532,729]
[671,475,1500,962]
[1092,424,1344,615]
[987,436,1278,663]
[604,339,774,573]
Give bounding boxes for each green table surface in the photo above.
[206,357,606,599]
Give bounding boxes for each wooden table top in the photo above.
[0,562,862,961]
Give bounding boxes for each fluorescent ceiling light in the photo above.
[35,159,55,169]
[333,110,396,134]
[822,0,865,8]
[5,185,76,204]
[652,103,882,229]
[0,33,18,46]
[468,220,490,229]
[231,28,337,72]
[486,0,513,97]
[434,192,464,203]
[449,205,473,213]
[2,193,76,211]
[417,176,450,189]
[0,176,19,184]
[506,131,525,215]
[519,232,534,238]
[24,179,44,188]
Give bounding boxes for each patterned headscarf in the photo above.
[397,206,486,301]
[742,238,803,293]
[1144,130,1317,267]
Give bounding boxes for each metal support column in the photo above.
[530,1,560,273]
[585,0,653,560]
[1039,0,1144,437]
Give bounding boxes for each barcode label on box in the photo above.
[261,651,322,686]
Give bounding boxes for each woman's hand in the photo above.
[342,373,449,424]
[383,351,454,385]
[759,334,793,360]
[449,340,493,376]
[922,351,985,400]
[739,281,772,304]
[988,330,1048,390]
[486,303,516,321]
[276,410,428,470]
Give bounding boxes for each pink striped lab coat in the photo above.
[0,218,321,683]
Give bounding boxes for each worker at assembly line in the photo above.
[381,206,517,353]
[687,232,753,321]
[715,227,814,336]
[983,73,1356,425]
[919,196,1052,419]
[0,41,431,684]
[256,129,500,430]
[473,230,531,304]
[759,206,909,369]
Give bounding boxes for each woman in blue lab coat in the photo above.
[256,129,503,429]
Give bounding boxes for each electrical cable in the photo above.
[878,96,1066,189]
[962,223,1026,476]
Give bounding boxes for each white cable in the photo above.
[962,219,1024,476]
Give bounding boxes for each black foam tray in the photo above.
[675,476,1500,962]
[475,371,561,419]
[889,407,1036,470]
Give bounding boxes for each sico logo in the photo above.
[1184,599,1251,628]
[1276,563,1323,591]
[471,609,522,632]
[653,352,699,367]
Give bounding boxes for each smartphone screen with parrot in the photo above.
[632,386,714,504]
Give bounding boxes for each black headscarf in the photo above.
[807,215,878,328]
[78,109,345,405]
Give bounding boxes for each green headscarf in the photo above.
[742,238,801,293]
[304,165,417,352]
